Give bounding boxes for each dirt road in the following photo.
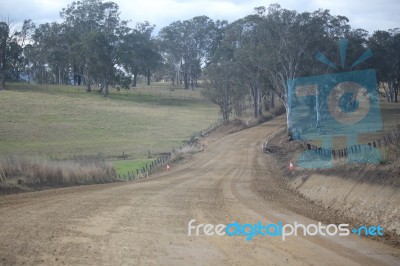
[0,117,399,265]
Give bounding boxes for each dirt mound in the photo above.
[264,125,400,247]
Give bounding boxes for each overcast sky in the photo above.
[1,0,399,34]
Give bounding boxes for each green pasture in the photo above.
[0,83,219,175]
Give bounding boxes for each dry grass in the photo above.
[381,139,400,165]
[0,156,118,187]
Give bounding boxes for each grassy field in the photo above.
[0,82,219,175]
[112,159,153,178]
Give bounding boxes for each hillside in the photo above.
[0,83,219,189]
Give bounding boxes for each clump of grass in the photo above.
[380,125,400,162]
[0,156,119,187]
[381,141,400,164]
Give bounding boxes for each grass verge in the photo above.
[0,156,119,193]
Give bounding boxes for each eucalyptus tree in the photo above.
[136,22,161,86]
[0,21,9,89]
[202,26,248,121]
[225,12,269,118]
[260,5,353,128]
[369,29,400,103]
[60,0,123,95]
[14,20,36,82]
[157,21,180,85]
[30,22,69,84]
[203,48,240,123]
[159,16,220,89]
[5,37,23,81]
[119,21,161,87]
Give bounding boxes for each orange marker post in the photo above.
[289,161,294,172]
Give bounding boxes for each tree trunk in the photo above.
[103,82,108,97]
[391,83,395,103]
[316,93,321,128]
[40,67,44,84]
[254,93,258,118]
[103,74,109,97]
[15,67,20,82]
[285,78,295,132]
[220,85,230,123]
[27,67,31,84]
[251,84,259,118]
[0,66,5,90]
[86,79,91,92]
[270,91,275,114]
[184,71,189,90]
[0,22,8,90]
[147,67,151,85]
[190,75,194,90]
[133,71,138,87]
[286,106,291,135]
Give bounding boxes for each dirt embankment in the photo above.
[290,171,400,238]
[263,125,400,247]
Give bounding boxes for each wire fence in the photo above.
[118,119,224,181]
[296,124,400,160]
[262,117,400,162]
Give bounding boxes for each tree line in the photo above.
[1,0,161,96]
[203,4,400,123]
[0,0,224,95]
[0,1,399,120]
